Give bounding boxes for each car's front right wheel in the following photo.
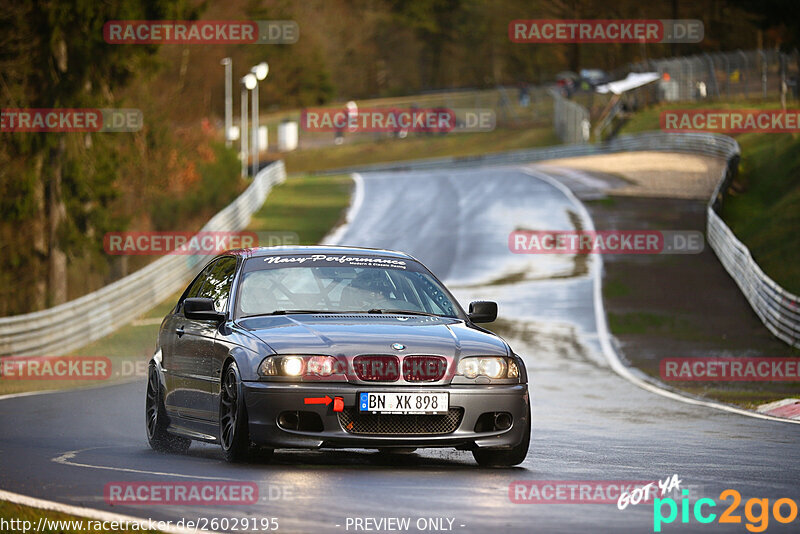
[219,361,261,462]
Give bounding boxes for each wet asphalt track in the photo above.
[1,166,799,533]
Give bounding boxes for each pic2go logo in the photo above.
[653,489,799,532]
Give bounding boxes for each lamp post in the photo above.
[220,57,232,148]
[250,62,269,177]
[241,74,256,178]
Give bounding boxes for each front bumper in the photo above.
[242,382,529,450]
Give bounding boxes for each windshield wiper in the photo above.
[366,309,445,317]
[244,310,337,317]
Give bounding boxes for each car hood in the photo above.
[235,314,508,358]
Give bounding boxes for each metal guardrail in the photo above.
[705,157,800,349]
[0,161,286,357]
[320,131,799,349]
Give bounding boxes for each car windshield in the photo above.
[237,254,460,318]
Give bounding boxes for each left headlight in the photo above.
[456,356,519,379]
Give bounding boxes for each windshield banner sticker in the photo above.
[260,254,409,269]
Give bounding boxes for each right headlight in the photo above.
[456,356,519,379]
[258,355,341,378]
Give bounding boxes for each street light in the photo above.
[250,62,269,177]
[220,58,232,148]
[253,62,269,80]
[240,73,257,178]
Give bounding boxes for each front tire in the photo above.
[472,401,531,467]
[219,362,256,462]
[146,364,191,454]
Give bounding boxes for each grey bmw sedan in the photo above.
[146,246,530,466]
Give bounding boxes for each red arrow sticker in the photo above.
[304,395,332,405]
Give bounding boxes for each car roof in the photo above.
[226,245,416,261]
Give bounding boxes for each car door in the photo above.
[171,259,222,422]
[198,256,238,420]
[161,264,211,417]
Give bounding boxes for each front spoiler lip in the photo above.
[242,381,529,450]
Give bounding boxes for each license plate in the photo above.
[359,392,449,414]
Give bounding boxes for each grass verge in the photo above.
[247,174,353,244]
[721,132,800,295]
[0,500,161,533]
[617,98,789,135]
[620,99,800,294]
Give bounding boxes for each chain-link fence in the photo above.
[549,88,592,144]
[551,49,800,143]
[627,49,800,102]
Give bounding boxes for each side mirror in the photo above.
[184,297,225,322]
[468,301,497,323]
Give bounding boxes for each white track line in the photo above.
[0,488,222,534]
[51,448,240,481]
[0,376,142,402]
[522,168,800,425]
[0,388,62,401]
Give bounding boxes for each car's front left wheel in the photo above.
[146,364,191,454]
[472,400,531,467]
[219,362,258,462]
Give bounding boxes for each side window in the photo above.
[178,260,218,312]
[198,257,237,312]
